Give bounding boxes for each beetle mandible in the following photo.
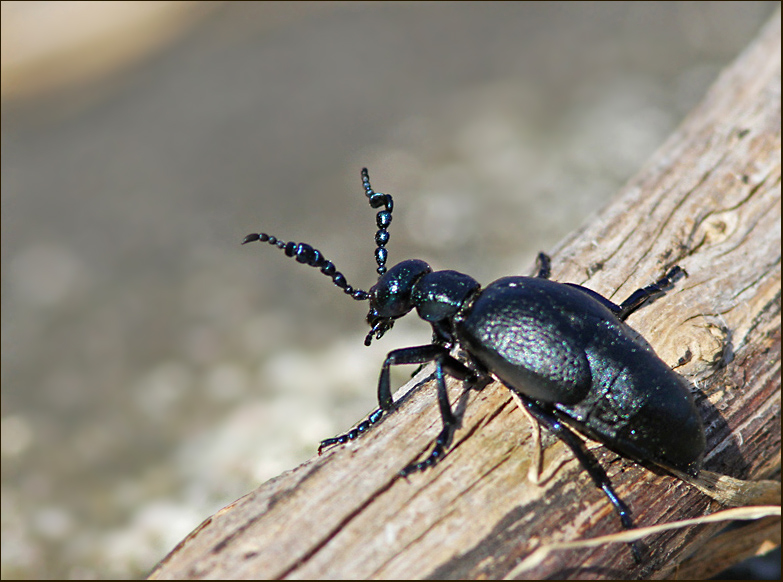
[243,168,706,555]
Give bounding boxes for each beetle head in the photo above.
[365,259,432,345]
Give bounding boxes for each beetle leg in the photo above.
[318,407,385,454]
[319,344,476,460]
[378,345,447,408]
[320,346,442,455]
[400,352,480,476]
[371,344,476,475]
[535,252,552,279]
[399,357,457,476]
[520,397,643,563]
[616,265,685,321]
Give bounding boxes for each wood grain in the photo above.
[149,11,781,580]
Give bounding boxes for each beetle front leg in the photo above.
[318,407,386,454]
[375,344,477,475]
[319,344,474,457]
[377,344,456,409]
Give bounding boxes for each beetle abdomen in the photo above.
[457,276,705,475]
[559,344,705,475]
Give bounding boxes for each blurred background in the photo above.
[1,2,779,578]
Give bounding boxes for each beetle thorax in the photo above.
[411,270,481,323]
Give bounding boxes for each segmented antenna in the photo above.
[241,232,370,300]
[242,168,395,299]
[361,168,393,277]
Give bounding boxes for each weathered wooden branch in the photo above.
[150,11,781,580]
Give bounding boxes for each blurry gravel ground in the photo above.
[1,2,779,578]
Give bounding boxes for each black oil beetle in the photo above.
[243,168,706,558]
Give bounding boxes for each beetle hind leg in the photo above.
[520,398,643,563]
[616,265,685,321]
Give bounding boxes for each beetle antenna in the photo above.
[242,169,391,299]
[361,168,393,277]
[242,232,370,301]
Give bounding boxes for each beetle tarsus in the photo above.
[400,423,454,476]
[318,407,386,454]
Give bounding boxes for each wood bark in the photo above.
[149,11,781,580]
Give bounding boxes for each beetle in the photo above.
[243,168,706,558]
